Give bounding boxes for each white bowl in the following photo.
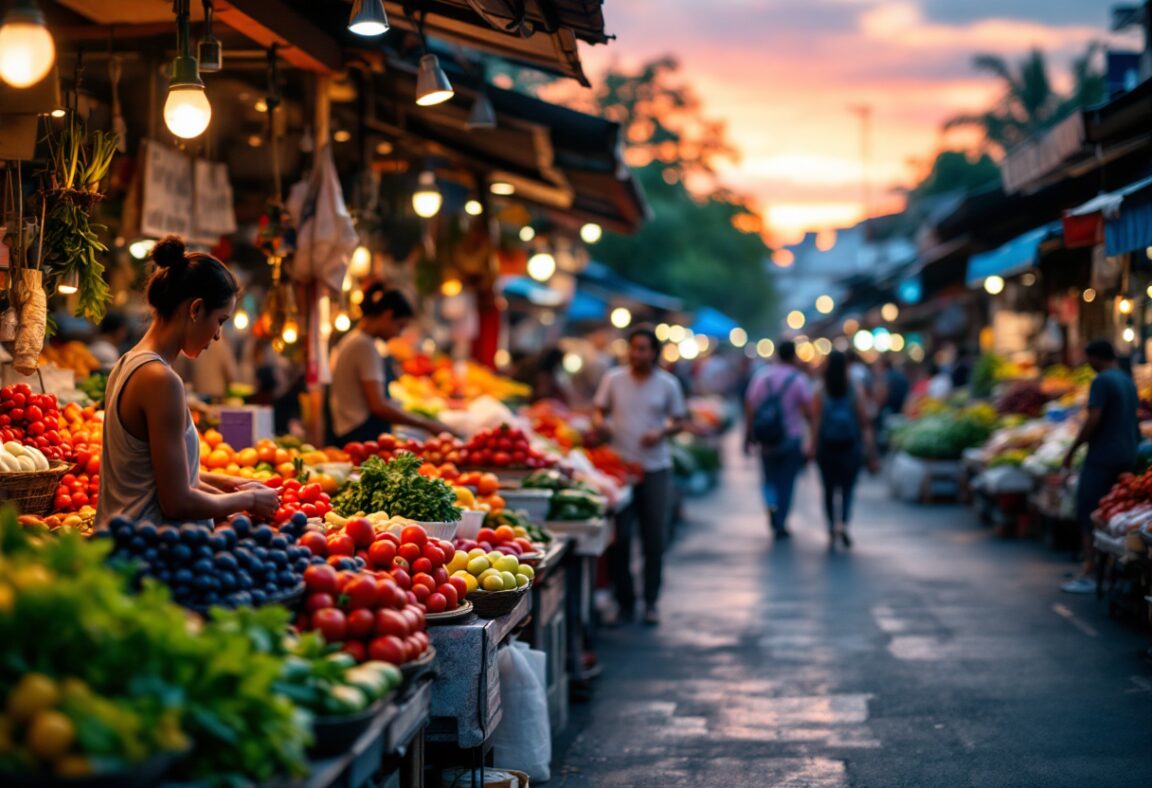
[455,510,487,540]
[417,521,459,541]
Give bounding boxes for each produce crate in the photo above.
[499,489,553,523]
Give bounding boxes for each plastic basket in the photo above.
[0,461,70,515]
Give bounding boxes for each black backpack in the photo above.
[819,391,859,449]
[752,372,799,448]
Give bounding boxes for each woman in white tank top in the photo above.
[95,236,279,529]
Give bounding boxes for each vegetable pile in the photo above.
[333,453,461,523]
[0,385,71,462]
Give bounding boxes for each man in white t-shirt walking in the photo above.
[594,326,687,625]
[328,285,452,444]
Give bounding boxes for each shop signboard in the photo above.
[141,139,237,244]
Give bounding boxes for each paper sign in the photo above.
[140,139,236,243]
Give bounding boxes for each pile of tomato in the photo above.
[341,433,422,466]
[264,477,333,525]
[459,425,555,469]
[0,385,71,461]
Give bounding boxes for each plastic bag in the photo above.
[491,640,551,781]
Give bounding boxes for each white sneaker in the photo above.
[1060,577,1097,594]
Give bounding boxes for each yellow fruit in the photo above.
[26,710,75,760]
[494,555,519,573]
[206,449,232,470]
[453,570,479,593]
[515,564,535,580]
[203,429,224,448]
[499,571,517,590]
[467,548,486,559]
[466,557,490,575]
[447,553,470,574]
[224,463,240,475]
[54,755,92,777]
[513,527,527,537]
[7,674,59,722]
[237,448,259,467]
[481,574,505,591]
[515,573,530,588]
[454,487,477,508]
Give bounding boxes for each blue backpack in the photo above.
[752,372,799,448]
[820,391,859,449]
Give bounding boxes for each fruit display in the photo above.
[453,524,540,558]
[265,476,334,526]
[995,381,1050,417]
[0,514,311,782]
[274,632,402,717]
[298,560,434,664]
[520,469,606,520]
[198,435,347,494]
[390,359,531,409]
[459,424,556,470]
[582,445,643,484]
[446,543,535,593]
[0,384,71,461]
[0,441,51,472]
[342,434,423,466]
[17,507,97,533]
[39,341,102,378]
[333,453,462,524]
[1096,470,1152,522]
[483,510,552,544]
[417,432,467,465]
[890,403,998,461]
[101,513,314,610]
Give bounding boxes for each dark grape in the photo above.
[158,526,180,544]
[252,525,275,546]
[231,514,252,536]
[269,535,288,551]
[173,544,193,563]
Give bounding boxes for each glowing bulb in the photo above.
[756,339,775,358]
[890,333,905,352]
[786,310,805,330]
[562,352,583,374]
[678,338,699,360]
[873,327,892,352]
[610,307,632,329]
[465,200,483,216]
[490,181,515,196]
[697,336,711,354]
[655,323,670,341]
[881,303,899,322]
[333,311,351,332]
[1083,288,1096,303]
[796,341,815,363]
[909,344,925,362]
[412,172,442,218]
[49,107,65,118]
[729,327,748,348]
[527,252,556,282]
[494,348,511,368]
[580,223,603,244]
[255,98,268,112]
[333,129,352,143]
[853,330,874,352]
[350,245,372,277]
[281,319,299,344]
[0,11,55,88]
[519,226,536,242]
[56,271,78,295]
[814,337,832,355]
[1123,326,1136,343]
[983,275,1005,295]
[668,325,687,344]
[662,343,681,364]
[440,278,463,297]
[164,84,212,139]
[1119,297,1133,315]
[129,239,156,260]
[233,309,250,331]
[815,295,834,314]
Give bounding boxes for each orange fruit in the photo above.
[258,444,278,464]
[487,495,506,512]
[203,429,224,449]
[276,461,297,477]
[200,441,212,459]
[274,448,292,466]
[237,448,259,467]
[494,525,516,543]
[206,449,232,470]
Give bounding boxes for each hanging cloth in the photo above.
[286,143,358,291]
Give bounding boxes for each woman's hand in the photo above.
[247,486,280,520]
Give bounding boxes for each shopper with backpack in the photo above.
[812,350,878,548]
[744,341,813,539]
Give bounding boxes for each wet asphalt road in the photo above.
[550,445,1152,787]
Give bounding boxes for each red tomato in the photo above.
[345,518,375,548]
[72,492,88,508]
[476,528,497,544]
[390,568,412,590]
[432,568,449,587]
[337,571,359,592]
[422,544,445,566]
[368,540,397,568]
[437,583,458,608]
[55,493,72,511]
[374,608,410,638]
[492,451,510,466]
[328,534,356,556]
[85,455,100,475]
[266,475,284,489]
[398,543,422,564]
[411,584,431,603]
[411,557,432,575]
[299,483,322,503]
[390,556,410,572]
[368,635,406,664]
[425,592,448,613]
[304,564,339,594]
[344,576,379,610]
[363,440,380,456]
[378,531,400,546]
[311,608,348,643]
[411,572,436,591]
[306,592,335,612]
[346,608,376,639]
[342,640,367,662]
[299,531,328,557]
[283,478,302,491]
[300,503,318,518]
[448,576,469,599]
[400,525,428,547]
[438,540,456,563]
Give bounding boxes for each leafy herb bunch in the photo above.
[333,452,462,523]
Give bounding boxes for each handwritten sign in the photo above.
[140,139,236,243]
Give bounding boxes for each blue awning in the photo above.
[691,306,738,337]
[965,223,1060,287]
[1105,193,1152,256]
[500,277,565,307]
[568,290,607,321]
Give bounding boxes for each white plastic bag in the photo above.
[491,640,551,782]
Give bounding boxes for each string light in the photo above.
[729,327,748,348]
[233,309,250,331]
[881,303,899,322]
[610,307,632,329]
[519,226,536,242]
[333,311,351,332]
[281,319,299,344]
[580,223,603,244]
[786,310,805,330]
[983,275,1005,295]
[815,295,834,314]
[527,253,556,282]
[465,200,483,216]
[756,339,775,358]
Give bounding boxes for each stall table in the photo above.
[522,538,571,735]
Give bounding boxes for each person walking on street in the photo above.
[744,340,814,539]
[594,326,687,625]
[812,351,878,548]
[1061,340,1140,593]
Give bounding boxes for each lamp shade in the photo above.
[415,54,453,106]
[348,0,389,36]
[466,93,496,130]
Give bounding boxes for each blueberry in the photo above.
[174,568,194,585]
[278,570,297,587]
[264,582,279,596]
[231,591,252,606]
[218,571,237,590]
[294,557,310,572]
[159,526,180,544]
[252,525,275,546]
[192,558,213,575]
[156,569,172,584]
[353,556,366,568]
[129,536,148,553]
[311,555,326,565]
[337,558,356,571]
[143,547,159,563]
[109,515,133,530]
[237,571,254,590]
[209,534,229,552]
[253,546,269,561]
[269,534,288,551]
[233,547,253,566]
[138,523,158,542]
[193,575,214,591]
[250,589,267,605]
[172,584,191,601]
[215,527,237,549]
[214,553,238,571]
[231,514,252,535]
[269,550,288,568]
[289,510,307,529]
[172,543,193,563]
[196,544,215,560]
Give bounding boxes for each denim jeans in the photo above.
[759,440,804,528]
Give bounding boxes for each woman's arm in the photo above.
[854,383,878,468]
[139,366,277,520]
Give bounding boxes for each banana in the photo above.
[3,441,26,458]
[0,451,18,472]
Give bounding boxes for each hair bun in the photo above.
[152,236,188,270]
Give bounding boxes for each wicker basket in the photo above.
[468,583,530,618]
[0,461,70,516]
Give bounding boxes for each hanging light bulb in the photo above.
[1123,326,1136,343]
[1119,297,1134,315]
[233,308,250,331]
[56,270,79,295]
[281,318,299,344]
[466,92,496,130]
[441,278,463,297]
[349,245,372,277]
[412,171,443,218]
[464,199,483,216]
[527,252,556,282]
[983,275,1005,295]
[129,239,156,260]
[198,0,222,73]
[0,0,56,88]
[333,311,351,332]
[163,0,211,139]
[580,222,603,244]
[519,226,535,242]
[415,54,453,106]
[610,307,632,329]
[490,181,515,196]
[347,0,389,36]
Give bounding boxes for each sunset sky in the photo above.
[580,1,1139,244]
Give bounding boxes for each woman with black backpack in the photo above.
[812,350,878,548]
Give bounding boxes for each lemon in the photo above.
[466,556,491,575]
[467,548,487,559]
[481,574,505,591]
[515,564,535,580]
[495,555,519,573]
[7,674,59,722]
[453,570,479,593]
[27,710,75,760]
[515,573,530,588]
[499,571,518,590]
[447,553,470,574]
